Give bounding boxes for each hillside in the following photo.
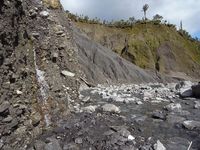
[75,21,200,79]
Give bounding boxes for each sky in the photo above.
[60,0,200,38]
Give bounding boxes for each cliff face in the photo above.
[75,22,200,80]
[0,0,80,148]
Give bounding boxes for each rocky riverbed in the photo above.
[27,82,200,150]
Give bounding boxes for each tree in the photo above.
[153,14,163,21]
[129,17,136,24]
[180,20,183,30]
[142,4,149,20]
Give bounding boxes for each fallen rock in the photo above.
[2,116,13,123]
[194,101,200,109]
[102,104,120,113]
[75,137,83,144]
[82,105,97,113]
[81,96,90,103]
[152,111,166,120]
[176,81,193,98]
[166,115,185,124]
[31,112,42,126]
[180,88,193,98]
[182,120,200,130]
[0,101,10,115]
[165,103,181,112]
[34,140,46,150]
[16,90,23,95]
[128,135,135,141]
[154,140,166,150]
[61,70,75,77]
[40,11,49,17]
[192,84,200,98]
[45,138,62,150]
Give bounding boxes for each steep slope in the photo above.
[0,0,80,148]
[75,22,200,79]
[74,28,162,84]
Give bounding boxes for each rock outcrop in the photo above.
[74,28,163,84]
[0,0,80,149]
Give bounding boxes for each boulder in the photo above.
[192,84,200,98]
[194,101,200,109]
[182,120,200,130]
[165,103,182,112]
[154,140,166,150]
[82,105,97,113]
[61,70,75,77]
[102,104,120,113]
[176,81,193,98]
[0,101,10,115]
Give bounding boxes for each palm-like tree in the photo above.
[143,4,149,20]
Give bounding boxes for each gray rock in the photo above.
[165,103,181,112]
[31,112,42,126]
[194,101,200,109]
[176,81,193,98]
[82,105,97,113]
[0,101,10,114]
[182,120,200,130]
[192,84,200,98]
[2,116,13,123]
[118,127,131,138]
[61,70,75,77]
[63,143,79,150]
[8,118,18,129]
[75,138,83,144]
[81,96,90,103]
[40,11,49,17]
[152,111,166,120]
[32,32,40,38]
[102,104,120,113]
[34,140,46,150]
[154,140,166,150]
[45,138,62,150]
[180,89,193,98]
[166,115,185,124]
[166,137,190,150]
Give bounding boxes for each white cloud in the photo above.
[60,0,200,36]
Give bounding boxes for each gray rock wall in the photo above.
[0,0,80,148]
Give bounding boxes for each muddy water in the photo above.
[80,84,200,149]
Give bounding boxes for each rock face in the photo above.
[0,0,80,148]
[74,28,166,84]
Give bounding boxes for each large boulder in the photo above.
[176,81,193,98]
[192,84,200,98]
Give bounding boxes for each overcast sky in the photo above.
[60,0,200,38]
